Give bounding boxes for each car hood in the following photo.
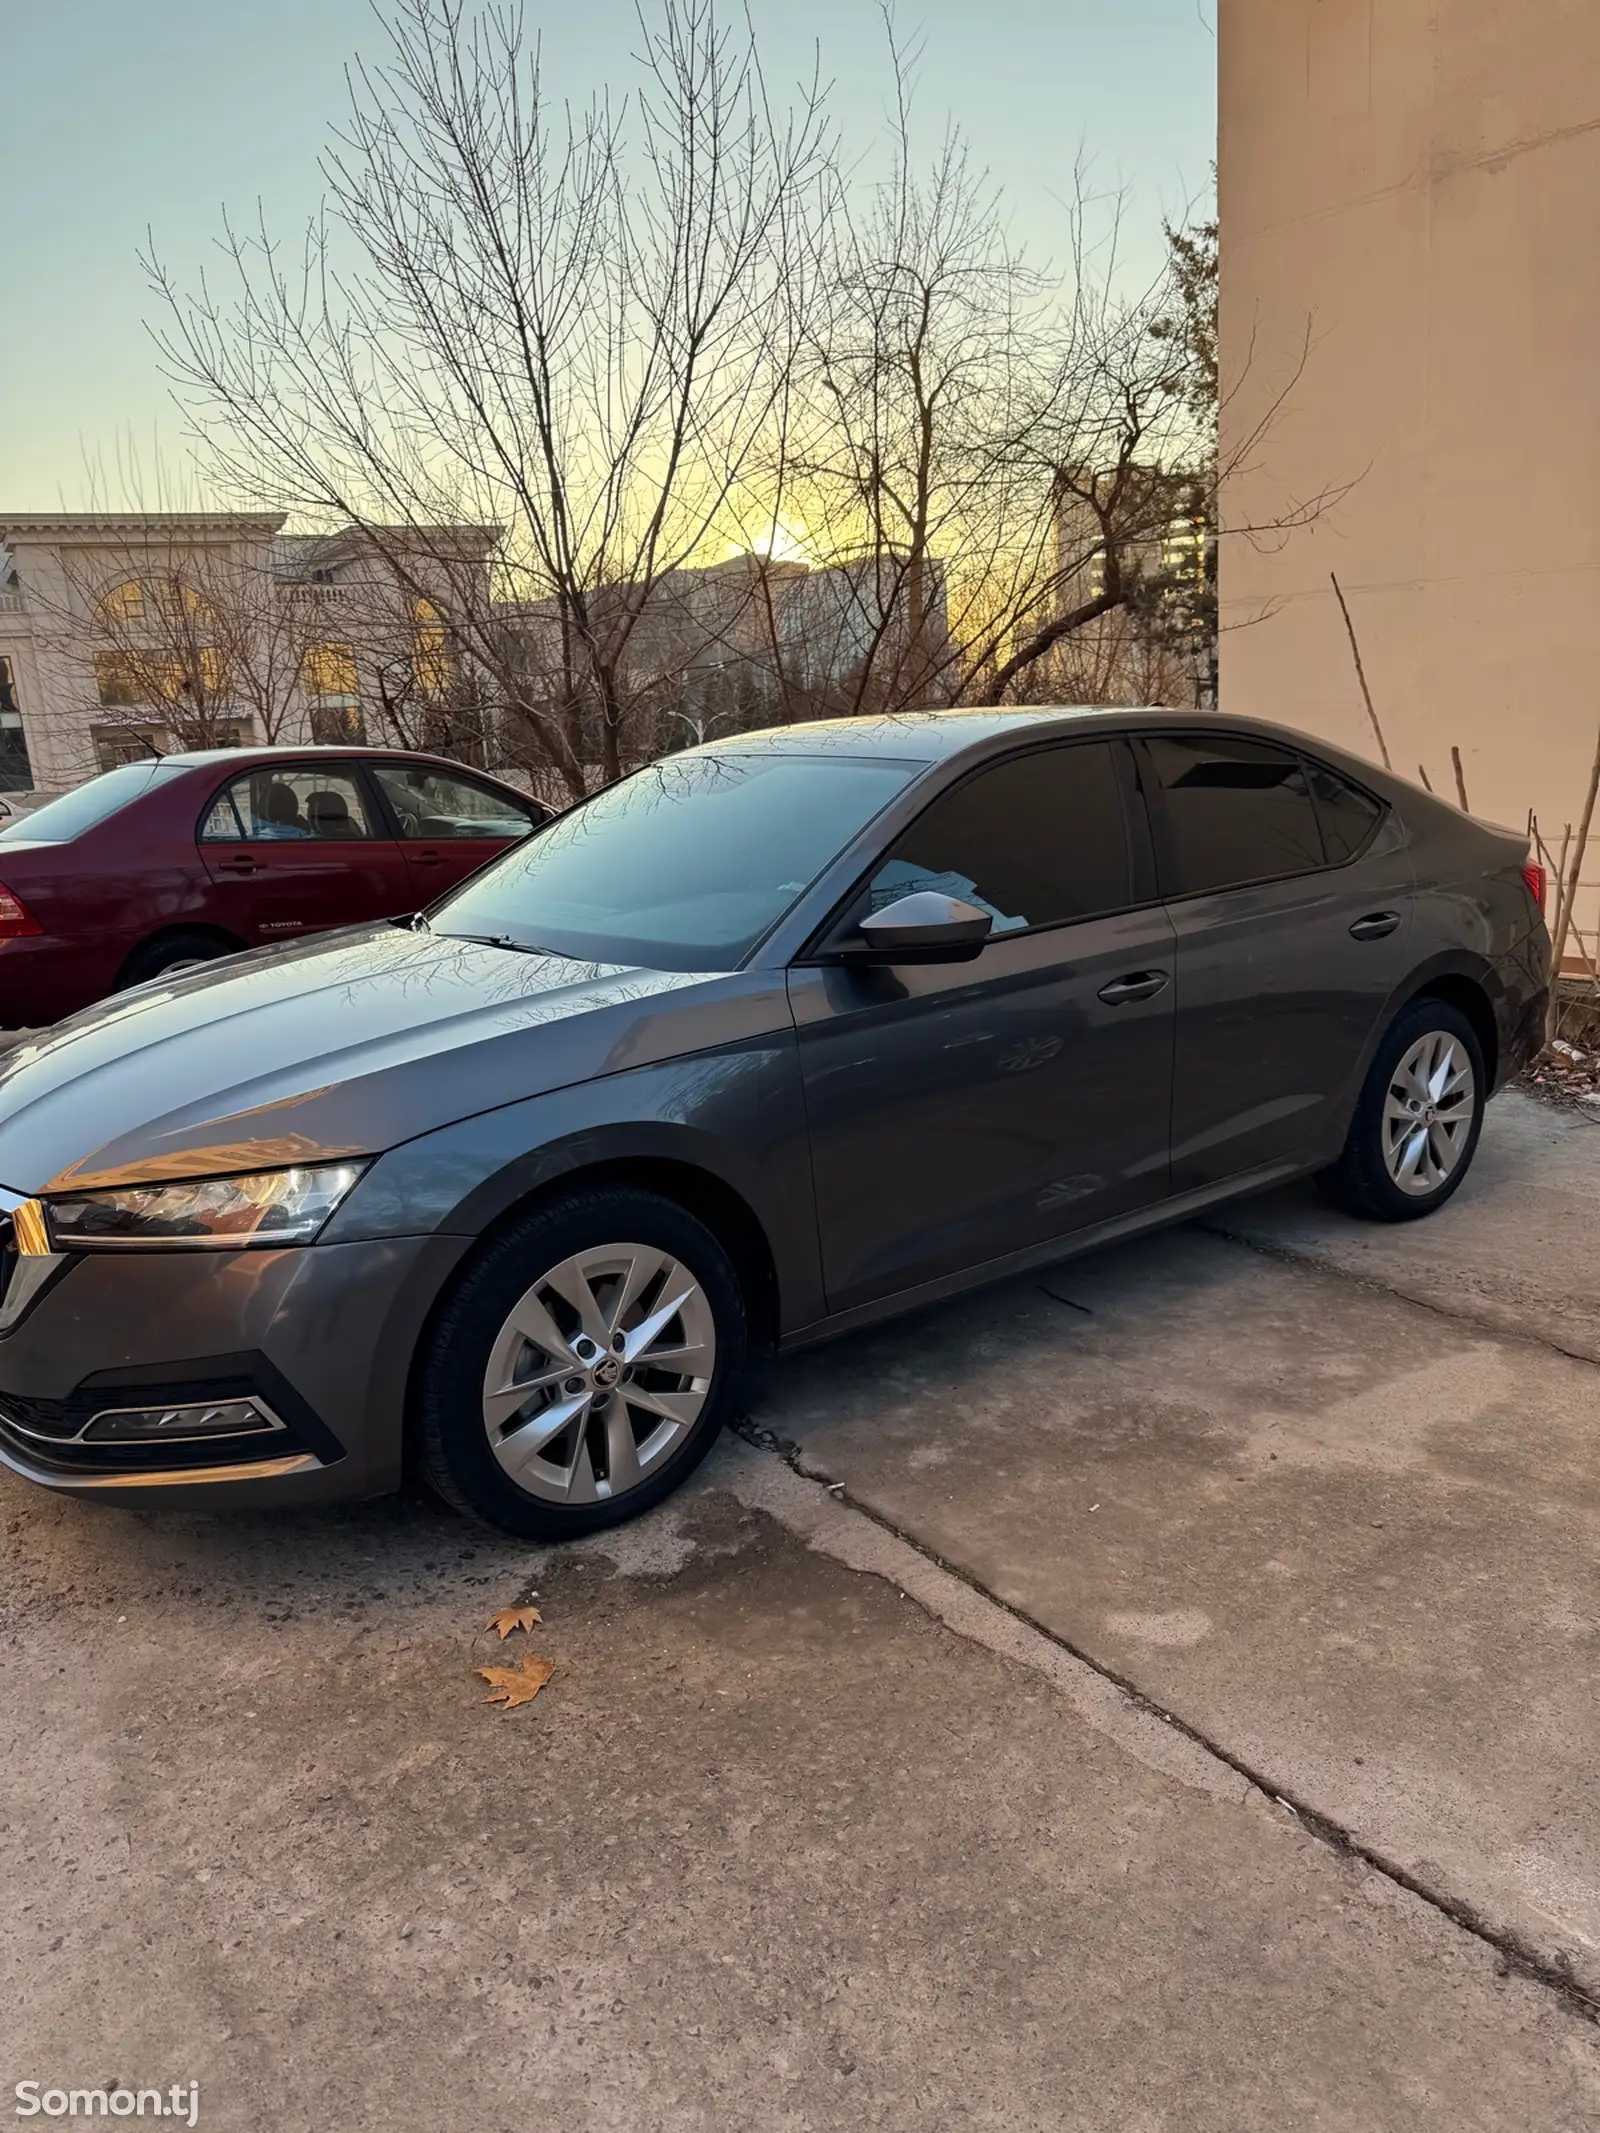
[0,923,789,1194]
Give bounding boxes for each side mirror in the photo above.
[846,890,993,965]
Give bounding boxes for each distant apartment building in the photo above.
[0,514,497,792]
[1052,468,1215,709]
[1220,0,1600,951]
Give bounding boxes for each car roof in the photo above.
[679,705,1362,766]
[159,744,482,769]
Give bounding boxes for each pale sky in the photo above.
[0,0,1216,508]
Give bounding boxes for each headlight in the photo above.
[43,1164,365,1251]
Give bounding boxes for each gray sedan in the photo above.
[0,709,1550,1538]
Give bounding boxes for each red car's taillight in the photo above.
[0,883,40,938]
[1521,861,1548,912]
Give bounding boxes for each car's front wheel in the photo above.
[1315,998,1486,1221]
[118,930,237,989]
[415,1185,746,1539]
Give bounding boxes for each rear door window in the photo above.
[1142,735,1324,896]
[200,767,378,842]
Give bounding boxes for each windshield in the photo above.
[429,750,921,969]
[0,761,179,843]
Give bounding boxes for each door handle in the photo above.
[411,847,444,867]
[1097,969,1170,1006]
[217,856,261,875]
[1349,911,1401,941]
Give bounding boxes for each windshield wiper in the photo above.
[401,912,563,956]
[434,928,558,955]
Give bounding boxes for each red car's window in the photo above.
[200,768,378,842]
[369,763,537,841]
[0,761,181,843]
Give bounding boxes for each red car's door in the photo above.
[365,759,545,901]
[197,762,412,946]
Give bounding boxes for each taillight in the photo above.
[1521,861,1548,912]
[0,883,40,938]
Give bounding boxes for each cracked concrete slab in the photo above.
[3,1453,1599,2131]
[753,1096,1600,2002]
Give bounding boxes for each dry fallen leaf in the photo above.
[488,1606,543,1639]
[475,1654,556,1710]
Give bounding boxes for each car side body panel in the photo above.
[1162,813,1417,1191]
[321,1036,825,1336]
[787,905,1179,1315]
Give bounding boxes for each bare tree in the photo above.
[148,0,831,798]
[737,32,1236,717]
[146,3,1322,761]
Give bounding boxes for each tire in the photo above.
[118,930,236,989]
[415,1185,747,1540]
[1314,998,1486,1222]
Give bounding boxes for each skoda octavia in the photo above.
[0,710,1549,1539]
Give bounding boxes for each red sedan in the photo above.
[0,745,550,1026]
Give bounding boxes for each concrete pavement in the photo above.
[4,1448,1600,2131]
[1212,1091,1600,1364]
[759,1091,1600,2004]
[4,1088,1600,2128]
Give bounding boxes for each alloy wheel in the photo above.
[480,1242,716,1504]
[1381,1030,1476,1197]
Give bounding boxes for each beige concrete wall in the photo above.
[1219,0,1600,957]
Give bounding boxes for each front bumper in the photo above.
[0,1232,472,1509]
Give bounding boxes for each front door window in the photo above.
[863,740,1134,932]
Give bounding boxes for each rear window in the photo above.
[0,761,181,843]
[1306,761,1384,863]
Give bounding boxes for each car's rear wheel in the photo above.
[416,1185,746,1539]
[1315,998,1486,1221]
[118,930,237,989]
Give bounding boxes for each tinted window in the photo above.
[1144,735,1323,895]
[370,762,537,840]
[431,751,918,970]
[0,761,180,843]
[200,767,377,842]
[865,742,1131,933]
[1306,761,1383,863]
